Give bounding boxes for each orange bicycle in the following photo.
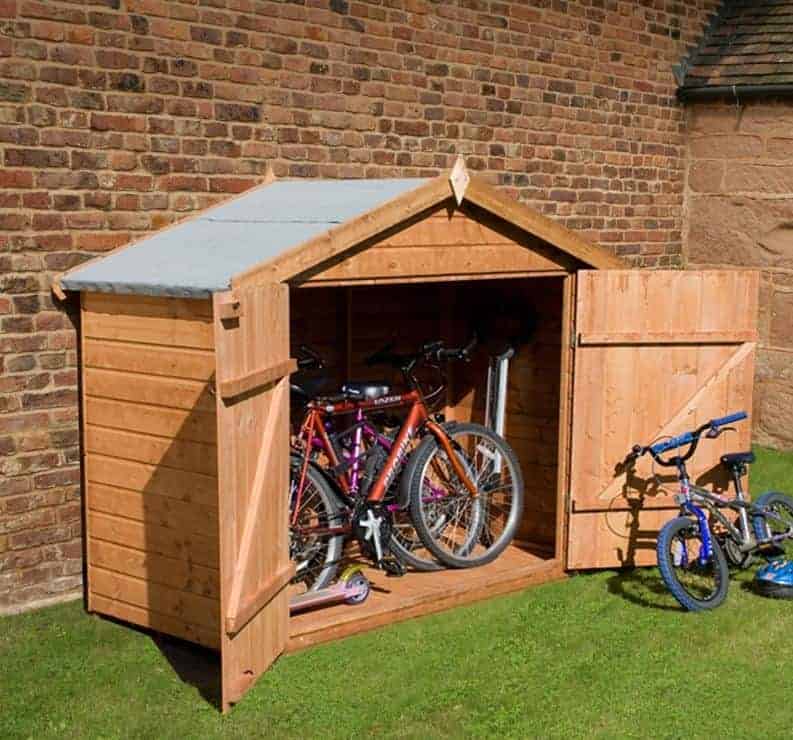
[289,338,524,592]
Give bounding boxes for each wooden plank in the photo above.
[87,511,219,569]
[303,243,569,284]
[80,295,93,613]
[226,563,295,637]
[555,274,574,563]
[586,342,755,510]
[579,330,756,345]
[85,425,217,477]
[88,539,219,599]
[85,397,217,445]
[86,482,218,538]
[84,339,215,380]
[225,379,287,623]
[464,178,624,270]
[214,284,291,712]
[566,508,677,569]
[83,292,214,320]
[566,270,759,569]
[296,270,569,289]
[288,547,564,653]
[83,308,214,350]
[90,594,220,649]
[218,358,297,400]
[86,454,217,507]
[85,368,215,412]
[89,566,220,631]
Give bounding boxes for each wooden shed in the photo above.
[55,160,759,711]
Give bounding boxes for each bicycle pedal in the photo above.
[379,557,406,577]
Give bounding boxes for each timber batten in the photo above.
[64,160,759,713]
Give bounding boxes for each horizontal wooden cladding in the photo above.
[303,243,570,284]
[84,292,214,319]
[89,565,219,632]
[86,482,217,538]
[85,368,215,412]
[88,511,219,569]
[84,339,215,381]
[575,270,759,339]
[578,330,757,345]
[83,293,214,350]
[90,594,219,650]
[85,397,217,445]
[86,454,217,507]
[89,539,219,599]
[85,425,217,477]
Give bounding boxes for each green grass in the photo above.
[2,446,793,739]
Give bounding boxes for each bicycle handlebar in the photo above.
[630,410,747,466]
[366,336,477,370]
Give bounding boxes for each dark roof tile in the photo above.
[681,0,793,91]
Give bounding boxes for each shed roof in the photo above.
[678,1,793,99]
[57,162,623,299]
[60,178,427,298]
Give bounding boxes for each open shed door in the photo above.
[567,270,759,570]
[213,284,295,712]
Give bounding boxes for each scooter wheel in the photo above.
[340,567,370,605]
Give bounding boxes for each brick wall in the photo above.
[684,100,793,451]
[0,0,718,613]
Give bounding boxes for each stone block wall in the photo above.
[685,100,793,449]
[0,0,719,613]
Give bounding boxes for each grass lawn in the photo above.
[2,447,793,739]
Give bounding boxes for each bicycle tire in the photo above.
[656,516,729,611]
[405,422,524,569]
[751,491,793,558]
[360,442,443,572]
[289,454,345,593]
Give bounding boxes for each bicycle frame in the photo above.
[674,463,793,561]
[291,389,477,531]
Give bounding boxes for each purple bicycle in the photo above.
[288,343,461,593]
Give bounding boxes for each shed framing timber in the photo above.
[67,160,759,713]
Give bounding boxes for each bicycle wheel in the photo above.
[656,516,729,611]
[752,491,793,559]
[289,455,345,594]
[360,440,443,572]
[405,422,524,569]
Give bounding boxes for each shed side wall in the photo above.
[81,293,219,648]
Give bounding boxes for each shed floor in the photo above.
[286,545,564,653]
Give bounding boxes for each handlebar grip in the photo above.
[649,431,694,456]
[710,411,747,428]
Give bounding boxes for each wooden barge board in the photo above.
[287,546,564,653]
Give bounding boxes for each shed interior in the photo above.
[287,275,567,650]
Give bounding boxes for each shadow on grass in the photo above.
[605,568,681,612]
[98,614,221,709]
[152,634,221,709]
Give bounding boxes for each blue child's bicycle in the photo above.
[628,411,793,611]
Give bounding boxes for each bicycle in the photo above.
[289,338,524,593]
[628,411,793,611]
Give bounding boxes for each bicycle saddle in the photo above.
[341,381,391,400]
[290,376,328,401]
[720,451,755,469]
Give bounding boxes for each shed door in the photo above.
[566,270,759,570]
[213,284,295,712]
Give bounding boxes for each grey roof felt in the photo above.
[61,178,429,298]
